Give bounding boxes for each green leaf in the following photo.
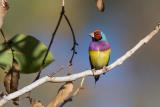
[0,34,54,74]
[0,44,13,72]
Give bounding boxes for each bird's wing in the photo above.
[106,54,110,66]
[89,55,94,69]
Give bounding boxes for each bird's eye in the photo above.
[94,31,100,36]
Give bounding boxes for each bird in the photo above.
[89,29,111,83]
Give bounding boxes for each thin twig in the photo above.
[48,66,65,77]
[33,6,65,81]
[34,4,78,80]
[0,23,159,107]
[63,14,78,58]
[0,29,7,43]
[64,14,78,66]
[73,77,85,96]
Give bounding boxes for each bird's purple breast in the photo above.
[89,41,110,51]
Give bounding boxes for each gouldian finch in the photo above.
[89,29,111,83]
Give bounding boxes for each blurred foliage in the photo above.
[0,34,54,75]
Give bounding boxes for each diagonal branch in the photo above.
[0,24,160,106]
[63,14,78,66]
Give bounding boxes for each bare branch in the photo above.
[59,77,85,107]
[47,81,73,107]
[0,24,160,106]
[72,77,85,96]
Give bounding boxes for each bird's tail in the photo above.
[94,75,100,84]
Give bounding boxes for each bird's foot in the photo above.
[91,69,96,76]
[102,66,108,75]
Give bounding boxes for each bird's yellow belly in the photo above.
[89,49,111,69]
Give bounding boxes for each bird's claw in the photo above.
[91,69,96,76]
[102,66,107,75]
